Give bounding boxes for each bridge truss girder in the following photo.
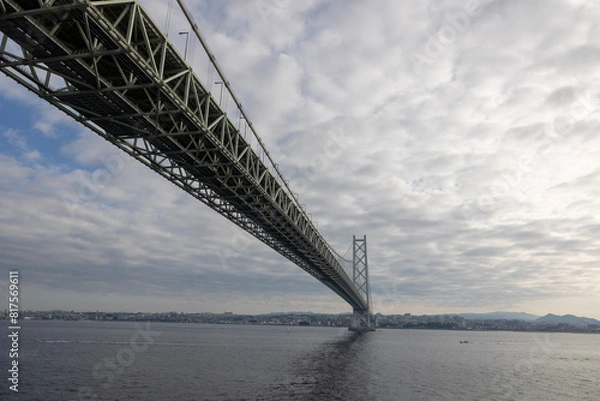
[0,0,368,311]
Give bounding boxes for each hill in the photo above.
[457,312,540,321]
[534,314,600,327]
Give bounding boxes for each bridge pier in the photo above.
[349,308,375,332]
[349,235,375,331]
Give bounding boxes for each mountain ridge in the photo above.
[535,313,600,327]
[455,312,540,321]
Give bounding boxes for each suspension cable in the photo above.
[334,242,353,264]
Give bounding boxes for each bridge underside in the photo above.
[0,0,370,315]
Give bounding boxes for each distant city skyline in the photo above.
[10,310,600,334]
[2,0,600,320]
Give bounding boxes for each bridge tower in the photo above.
[349,235,375,331]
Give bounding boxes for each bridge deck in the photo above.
[0,0,368,312]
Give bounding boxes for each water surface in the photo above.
[1,320,598,400]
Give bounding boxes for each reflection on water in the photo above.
[278,331,375,401]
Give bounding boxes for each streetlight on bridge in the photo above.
[178,31,189,60]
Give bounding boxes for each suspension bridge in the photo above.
[0,0,374,330]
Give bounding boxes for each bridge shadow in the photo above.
[268,330,376,401]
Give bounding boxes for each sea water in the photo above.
[0,320,598,400]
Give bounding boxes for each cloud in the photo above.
[1,0,600,318]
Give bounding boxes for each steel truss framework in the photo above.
[0,0,369,312]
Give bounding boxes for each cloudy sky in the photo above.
[1,0,600,318]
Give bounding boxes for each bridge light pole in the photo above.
[178,31,189,60]
[214,81,224,106]
[239,115,248,138]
